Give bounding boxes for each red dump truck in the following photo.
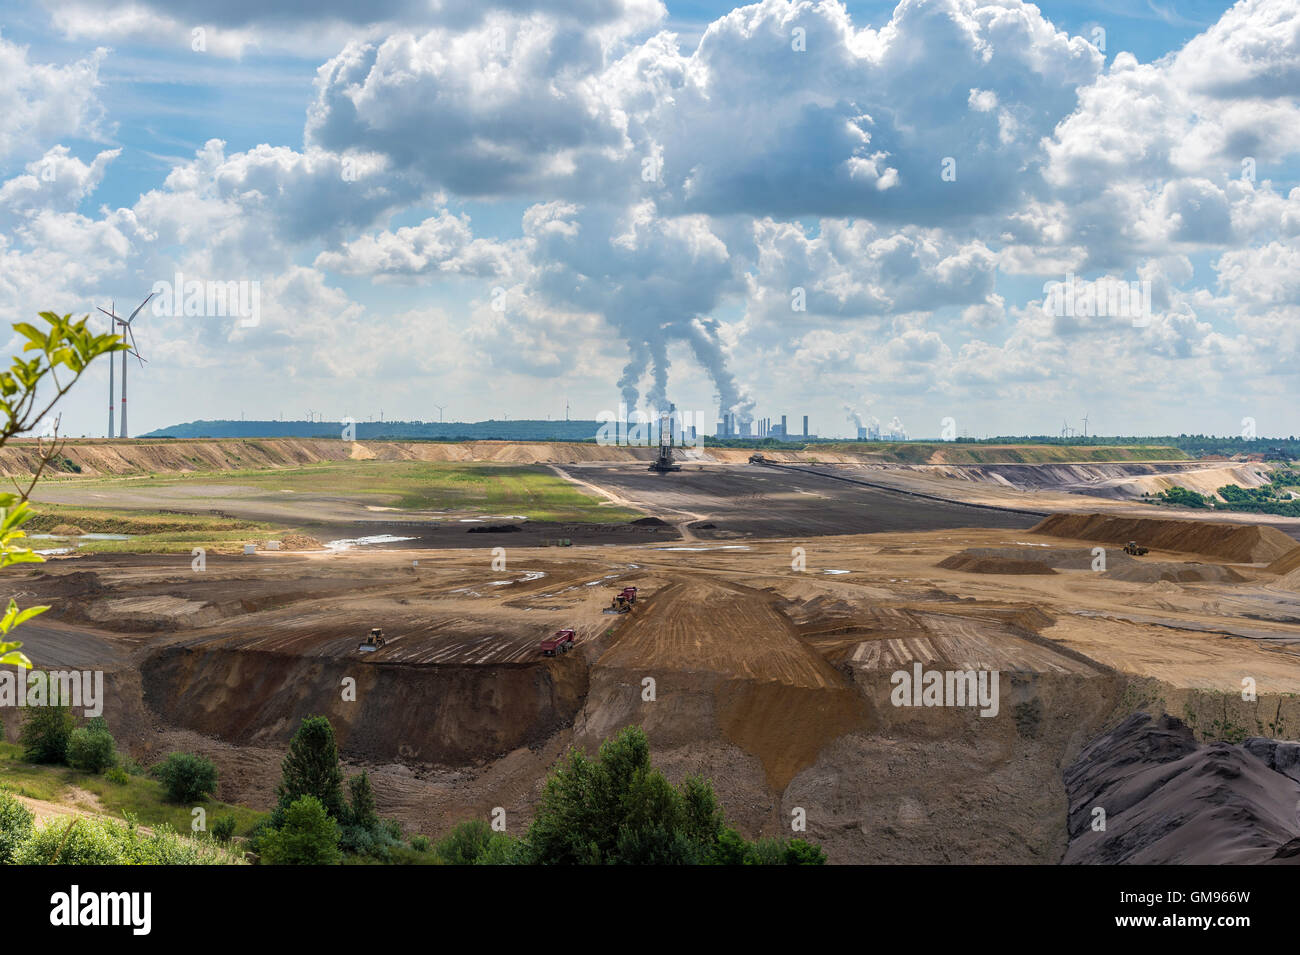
[540,628,576,657]
[619,587,638,604]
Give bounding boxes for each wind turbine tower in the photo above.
[98,292,154,439]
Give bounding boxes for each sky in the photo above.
[0,0,1296,440]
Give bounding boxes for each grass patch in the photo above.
[0,742,266,836]
[25,505,271,536]
[22,505,291,555]
[35,461,640,525]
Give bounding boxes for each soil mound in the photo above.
[1266,545,1300,575]
[937,554,1057,575]
[28,570,103,597]
[1103,562,1247,584]
[1033,512,1296,563]
[630,517,669,526]
[1063,713,1300,864]
[49,524,84,536]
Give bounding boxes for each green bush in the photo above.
[104,766,130,785]
[67,722,116,773]
[409,834,431,853]
[0,791,35,864]
[14,816,125,864]
[743,837,828,865]
[258,795,341,865]
[435,820,509,865]
[13,814,242,865]
[211,815,237,843]
[154,752,218,803]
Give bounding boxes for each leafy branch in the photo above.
[0,312,125,669]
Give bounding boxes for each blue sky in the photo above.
[0,0,1296,438]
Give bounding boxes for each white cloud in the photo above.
[0,33,109,161]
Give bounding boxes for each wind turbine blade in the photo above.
[126,291,156,323]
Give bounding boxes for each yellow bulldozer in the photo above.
[1123,541,1149,556]
[358,628,387,652]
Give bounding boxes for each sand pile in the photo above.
[937,546,1115,574]
[1276,567,1300,591]
[1103,562,1246,584]
[1033,512,1296,563]
[937,553,1057,575]
[1266,545,1300,575]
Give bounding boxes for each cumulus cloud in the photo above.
[6,0,1300,436]
[0,32,108,161]
[0,145,119,214]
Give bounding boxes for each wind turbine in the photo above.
[98,292,153,438]
[1082,412,1089,439]
[433,404,446,423]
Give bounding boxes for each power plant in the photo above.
[721,411,816,441]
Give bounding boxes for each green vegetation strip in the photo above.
[0,742,265,835]
[23,505,288,555]
[38,461,641,525]
[1150,466,1300,517]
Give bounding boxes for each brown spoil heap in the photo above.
[1032,512,1297,564]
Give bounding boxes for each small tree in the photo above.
[275,716,345,821]
[18,678,75,764]
[259,795,341,865]
[523,726,827,865]
[346,771,378,830]
[67,717,116,773]
[154,752,218,803]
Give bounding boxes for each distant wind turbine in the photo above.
[97,292,153,438]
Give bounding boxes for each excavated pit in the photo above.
[141,646,590,764]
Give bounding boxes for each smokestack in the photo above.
[803,415,808,437]
[781,414,787,436]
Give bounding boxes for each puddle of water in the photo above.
[655,545,751,552]
[490,571,547,586]
[823,569,850,575]
[326,534,416,550]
